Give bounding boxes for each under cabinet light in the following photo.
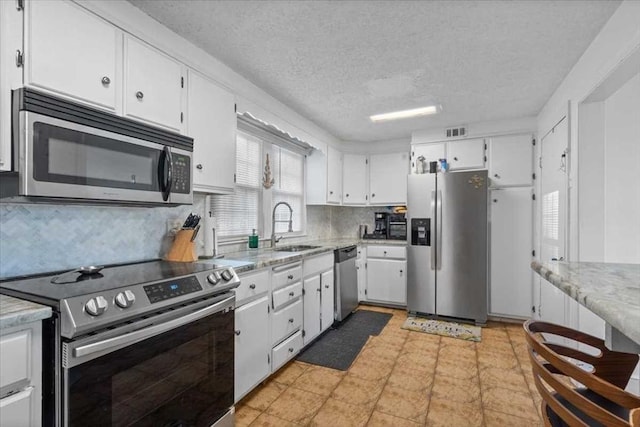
[370,105,440,122]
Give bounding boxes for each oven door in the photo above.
[19,111,192,205]
[61,294,234,427]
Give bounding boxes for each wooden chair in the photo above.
[523,320,640,427]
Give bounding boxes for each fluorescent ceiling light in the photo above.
[370,105,440,122]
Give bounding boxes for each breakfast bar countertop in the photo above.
[0,294,52,330]
[531,261,640,345]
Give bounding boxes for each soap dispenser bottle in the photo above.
[248,229,259,249]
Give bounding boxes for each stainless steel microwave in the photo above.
[2,88,193,206]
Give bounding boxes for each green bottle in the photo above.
[248,229,259,249]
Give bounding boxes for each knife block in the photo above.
[165,229,198,262]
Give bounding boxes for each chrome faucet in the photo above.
[271,201,293,248]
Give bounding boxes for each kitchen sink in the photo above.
[273,245,322,252]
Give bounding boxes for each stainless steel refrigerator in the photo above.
[407,170,488,324]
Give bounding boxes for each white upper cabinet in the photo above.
[447,138,486,171]
[327,146,343,204]
[369,152,409,205]
[26,0,119,111]
[410,143,445,174]
[488,134,533,187]
[124,36,183,132]
[187,70,236,194]
[342,154,368,204]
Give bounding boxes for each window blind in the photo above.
[211,132,261,237]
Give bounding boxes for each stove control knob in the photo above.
[85,296,108,316]
[221,269,233,281]
[207,271,221,285]
[115,290,136,309]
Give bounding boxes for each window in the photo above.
[211,128,306,240]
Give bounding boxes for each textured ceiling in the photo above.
[129,0,620,142]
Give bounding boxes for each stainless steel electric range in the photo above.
[0,260,240,427]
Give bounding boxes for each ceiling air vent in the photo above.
[445,126,467,138]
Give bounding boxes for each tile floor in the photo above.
[236,306,544,426]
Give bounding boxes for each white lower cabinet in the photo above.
[270,262,303,373]
[234,295,270,402]
[303,275,321,345]
[271,331,304,372]
[271,299,303,346]
[0,322,42,427]
[367,259,407,305]
[302,253,334,345]
[320,270,334,332]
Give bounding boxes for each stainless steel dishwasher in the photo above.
[335,245,358,322]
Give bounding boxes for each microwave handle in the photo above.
[159,146,173,201]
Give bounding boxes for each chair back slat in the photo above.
[524,320,640,427]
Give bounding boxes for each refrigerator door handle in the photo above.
[436,190,443,270]
[430,190,436,270]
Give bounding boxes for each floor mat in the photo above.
[402,316,482,342]
[296,310,392,370]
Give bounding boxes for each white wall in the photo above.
[603,73,640,263]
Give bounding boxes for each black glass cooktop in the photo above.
[0,260,223,304]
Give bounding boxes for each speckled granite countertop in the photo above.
[531,261,640,345]
[212,238,407,274]
[0,294,52,330]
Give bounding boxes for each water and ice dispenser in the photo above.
[410,218,430,246]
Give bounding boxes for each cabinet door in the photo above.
[303,275,321,345]
[124,36,183,131]
[188,71,236,193]
[411,143,445,174]
[0,387,34,427]
[447,138,486,170]
[26,0,118,111]
[234,296,270,402]
[366,259,406,304]
[489,134,533,187]
[369,152,409,205]
[489,188,533,318]
[327,146,342,204]
[342,154,368,205]
[356,258,366,302]
[320,269,335,331]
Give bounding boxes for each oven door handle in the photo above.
[72,295,234,360]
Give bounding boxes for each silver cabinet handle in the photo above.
[453,157,459,161]
[249,284,256,289]
[288,318,294,323]
[494,173,500,178]
[346,193,349,197]
[235,330,241,336]
[371,193,375,197]
[329,191,334,195]
[399,269,403,276]
[287,274,294,280]
[136,91,144,100]
[101,76,111,86]
[288,347,294,353]
[196,164,203,170]
[325,285,329,288]
[289,292,294,297]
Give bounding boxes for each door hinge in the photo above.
[532,250,536,257]
[16,0,24,11]
[532,173,536,180]
[532,138,536,146]
[484,155,487,162]
[267,354,270,364]
[15,50,23,67]
[234,103,237,113]
[532,193,536,201]
[302,288,306,296]
[484,143,487,150]
[180,76,184,88]
[531,305,536,314]
[539,157,542,169]
[302,330,306,337]
[267,304,270,313]
[365,158,368,165]
[365,289,367,295]
[234,173,237,183]
[180,112,183,123]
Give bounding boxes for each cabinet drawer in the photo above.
[272,281,303,311]
[272,331,303,372]
[271,299,303,346]
[0,329,30,393]
[0,387,34,427]
[236,269,270,305]
[367,245,406,260]
[303,253,333,277]
[272,263,303,290]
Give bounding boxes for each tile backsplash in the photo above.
[0,198,397,278]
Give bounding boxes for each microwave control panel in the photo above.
[172,153,191,194]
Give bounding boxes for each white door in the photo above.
[342,154,368,204]
[326,147,342,204]
[26,0,118,110]
[447,138,486,170]
[411,143,445,174]
[188,71,236,194]
[320,269,335,331]
[369,152,409,205]
[234,296,270,402]
[303,275,321,345]
[489,134,533,187]
[489,188,533,318]
[367,259,406,304]
[537,116,569,322]
[124,36,183,131]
